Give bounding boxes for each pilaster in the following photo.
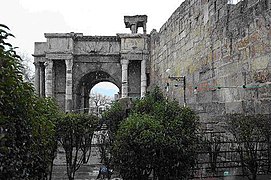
[121,59,129,98]
[80,84,89,113]
[45,60,53,97]
[40,63,45,97]
[141,59,147,97]
[34,62,40,96]
[65,59,73,112]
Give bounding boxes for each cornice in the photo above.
[75,36,120,42]
[117,33,150,39]
[73,53,120,57]
[44,33,83,38]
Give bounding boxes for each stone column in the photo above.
[80,84,85,113]
[65,59,73,113]
[80,84,88,113]
[45,60,53,97]
[34,62,40,96]
[141,59,147,97]
[121,59,129,98]
[85,94,90,114]
[40,63,45,97]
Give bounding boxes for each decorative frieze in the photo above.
[75,36,120,42]
[121,53,143,61]
[45,53,73,60]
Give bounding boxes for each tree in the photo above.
[89,92,112,115]
[31,97,61,180]
[226,114,270,180]
[0,23,37,179]
[100,100,130,167]
[200,131,222,176]
[256,115,271,173]
[113,113,164,180]
[103,100,128,143]
[19,52,34,83]
[56,113,99,180]
[112,87,199,180]
[0,24,60,179]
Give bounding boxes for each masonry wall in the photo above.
[54,60,66,111]
[128,61,141,98]
[150,0,271,122]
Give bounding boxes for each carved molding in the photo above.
[75,36,120,42]
[75,41,120,54]
[73,53,120,57]
[74,57,120,63]
[46,53,73,60]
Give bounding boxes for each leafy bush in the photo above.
[0,24,60,179]
[102,101,128,143]
[56,113,99,180]
[112,87,199,179]
[113,113,163,180]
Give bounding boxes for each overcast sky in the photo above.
[1,0,184,96]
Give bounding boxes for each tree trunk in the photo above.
[48,159,54,180]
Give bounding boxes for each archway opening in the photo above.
[74,70,121,114]
[89,82,119,115]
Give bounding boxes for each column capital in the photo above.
[65,59,73,68]
[121,59,129,65]
[44,59,53,67]
[33,61,40,67]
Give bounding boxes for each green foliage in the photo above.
[112,86,199,179]
[101,99,132,168]
[103,101,127,142]
[0,24,60,179]
[56,113,99,180]
[30,97,61,179]
[113,113,163,180]
[132,86,165,115]
[0,23,35,179]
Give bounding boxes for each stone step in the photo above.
[52,164,100,180]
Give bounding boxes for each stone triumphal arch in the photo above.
[33,15,149,112]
